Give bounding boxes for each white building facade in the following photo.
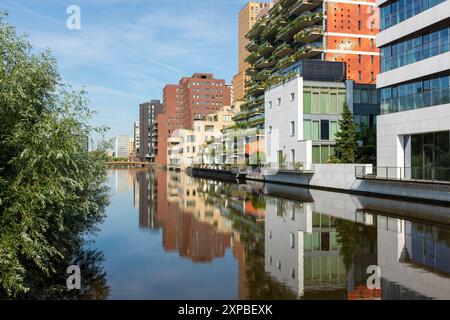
[376,0,450,181]
[265,75,348,170]
[115,134,130,158]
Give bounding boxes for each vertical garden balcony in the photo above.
[294,25,324,43]
[274,43,295,58]
[289,0,323,17]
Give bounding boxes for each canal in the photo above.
[83,169,450,300]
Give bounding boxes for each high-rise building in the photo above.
[239,0,380,130]
[128,138,135,157]
[139,100,163,162]
[376,0,450,181]
[233,1,274,102]
[133,121,140,153]
[115,134,130,158]
[155,73,231,166]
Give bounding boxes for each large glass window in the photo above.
[303,92,311,113]
[320,93,329,114]
[381,26,450,72]
[312,93,320,113]
[303,120,312,140]
[381,74,450,114]
[312,121,320,140]
[411,131,450,181]
[380,0,446,30]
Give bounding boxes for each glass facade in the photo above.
[304,120,339,141]
[381,26,450,72]
[380,74,450,114]
[303,89,346,115]
[380,0,446,30]
[411,131,450,181]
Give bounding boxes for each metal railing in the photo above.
[264,162,315,172]
[356,166,450,183]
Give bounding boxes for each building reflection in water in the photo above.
[130,169,450,300]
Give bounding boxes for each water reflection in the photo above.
[99,169,450,300]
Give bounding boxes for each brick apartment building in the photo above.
[155,73,231,167]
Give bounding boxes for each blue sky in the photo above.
[0,0,253,142]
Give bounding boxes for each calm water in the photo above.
[84,169,450,300]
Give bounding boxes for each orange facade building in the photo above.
[324,1,380,84]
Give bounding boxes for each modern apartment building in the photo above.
[128,138,135,157]
[265,60,379,168]
[167,109,235,170]
[376,0,450,181]
[155,74,232,167]
[115,134,130,158]
[179,73,232,129]
[133,121,140,153]
[239,0,380,131]
[139,100,163,162]
[233,1,274,102]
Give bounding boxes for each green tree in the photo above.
[356,123,377,165]
[0,12,109,297]
[335,103,357,163]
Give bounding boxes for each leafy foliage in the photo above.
[0,12,109,297]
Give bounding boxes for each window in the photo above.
[268,126,272,134]
[358,21,361,30]
[358,55,362,64]
[303,92,311,113]
[277,97,281,106]
[290,233,295,249]
[291,149,295,163]
[290,92,295,101]
[290,121,295,137]
[320,93,329,114]
[329,93,338,114]
[303,120,312,140]
[330,121,338,141]
[268,101,272,109]
[321,120,330,140]
[312,92,320,113]
[312,121,320,140]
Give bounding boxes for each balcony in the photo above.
[275,54,298,70]
[254,56,277,69]
[281,0,298,9]
[297,42,323,59]
[294,25,324,43]
[289,0,323,16]
[274,43,294,59]
[245,51,261,64]
[246,67,257,77]
[277,10,323,41]
[257,69,272,81]
[247,83,265,97]
[246,19,267,40]
[245,40,258,52]
[258,41,275,56]
[262,17,287,40]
